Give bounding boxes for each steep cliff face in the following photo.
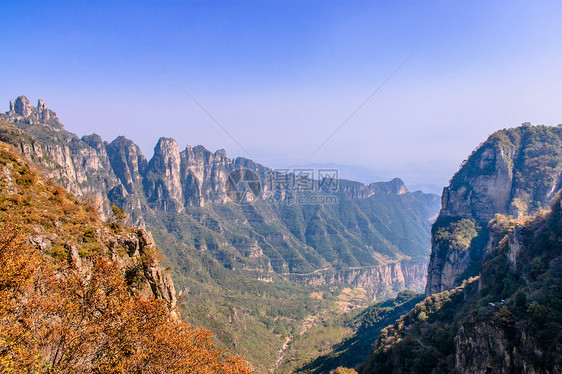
[144,137,184,211]
[361,192,562,374]
[114,226,178,310]
[180,145,232,206]
[337,178,408,199]
[454,308,552,374]
[0,140,177,309]
[106,136,148,195]
[288,260,427,299]
[426,124,562,295]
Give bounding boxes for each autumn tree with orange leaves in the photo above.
[0,216,252,373]
[0,144,251,373]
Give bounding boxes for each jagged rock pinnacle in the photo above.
[37,99,51,120]
[2,96,62,130]
[14,96,32,117]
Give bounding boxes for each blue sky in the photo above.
[2,1,562,193]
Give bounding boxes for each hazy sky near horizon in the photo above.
[2,1,562,192]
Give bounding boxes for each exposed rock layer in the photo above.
[287,260,427,298]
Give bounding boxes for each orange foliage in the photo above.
[0,216,252,373]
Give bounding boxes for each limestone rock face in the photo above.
[14,96,33,117]
[440,146,513,222]
[454,308,549,374]
[288,260,427,299]
[425,241,472,295]
[180,144,233,206]
[106,136,147,195]
[37,99,51,120]
[114,227,177,311]
[6,96,62,130]
[337,178,408,199]
[426,125,562,295]
[144,138,184,211]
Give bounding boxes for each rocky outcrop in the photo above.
[336,178,408,199]
[288,260,427,298]
[144,138,184,211]
[0,141,178,312]
[5,95,62,130]
[426,125,562,295]
[106,136,148,195]
[454,308,555,374]
[179,145,232,206]
[114,227,177,311]
[14,96,32,117]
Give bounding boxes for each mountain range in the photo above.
[0,96,439,290]
[0,95,440,372]
[2,94,561,373]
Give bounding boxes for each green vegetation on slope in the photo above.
[362,192,562,373]
[362,280,476,373]
[282,291,424,373]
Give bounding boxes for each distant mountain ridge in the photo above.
[0,96,439,285]
[2,96,420,212]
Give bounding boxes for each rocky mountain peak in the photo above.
[425,124,562,295]
[385,177,408,194]
[191,144,210,156]
[14,95,32,117]
[37,98,47,110]
[145,137,184,211]
[152,138,181,172]
[214,148,227,158]
[3,96,62,130]
[82,133,105,150]
[155,137,179,154]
